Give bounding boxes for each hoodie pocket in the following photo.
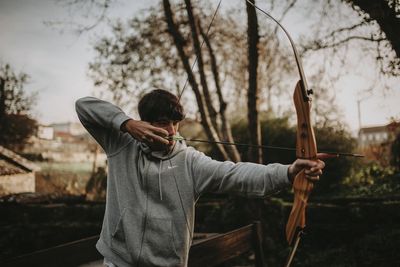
[141,217,181,266]
[111,209,181,266]
[110,208,142,263]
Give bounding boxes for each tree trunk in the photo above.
[246,0,262,163]
[0,78,5,120]
[184,0,221,136]
[91,144,98,176]
[163,0,229,160]
[198,18,241,163]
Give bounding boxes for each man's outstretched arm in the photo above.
[190,149,325,198]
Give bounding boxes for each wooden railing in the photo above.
[3,236,100,267]
[4,221,265,267]
[188,222,265,267]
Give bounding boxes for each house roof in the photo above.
[359,121,400,134]
[0,146,40,176]
[359,125,387,134]
[0,159,28,175]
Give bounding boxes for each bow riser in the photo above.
[293,81,317,159]
[285,81,318,245]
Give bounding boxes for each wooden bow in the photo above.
[172,1,324,265]
[243,1,318,265]
[284,81,317,267]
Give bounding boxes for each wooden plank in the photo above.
[3,236,101,267]
[4,222,265,267]
[188,224,254,267]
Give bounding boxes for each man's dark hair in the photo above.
[138,89,185,122]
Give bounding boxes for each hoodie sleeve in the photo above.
[189,148,291,198]
[75,97,133,155]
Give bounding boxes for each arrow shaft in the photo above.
[172,137,363,157]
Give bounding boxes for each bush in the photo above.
[313,126,357,194]
[342,162,399,197]
[231,116,357,195]
[391,132,400,171]
[85,167,107,201]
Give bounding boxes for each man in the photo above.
[75,89,324,267]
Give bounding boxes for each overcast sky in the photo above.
[0,0,155,123]
[1,0,399,135]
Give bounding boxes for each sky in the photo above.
[1,0,399,136]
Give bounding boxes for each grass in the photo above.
[35,162,95,195]
[37,162,93,174]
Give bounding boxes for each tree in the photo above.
[0,64,37,150]
[302,0,400,77]
[89,0,297,162]
[345,0,400,74]
[246,0,262,163]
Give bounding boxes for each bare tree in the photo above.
[163,0,231,160]
[88,1,309,161]
[303,0,399,76]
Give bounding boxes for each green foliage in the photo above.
[342,162,399,197]
[231,116,357,194]
[391,132,400,170]
[230,116,296,164]
[313,126,357,194]
[0,63,37,150]
[0,114,37,151]
[36,162,92,195]
[261,116,297,165]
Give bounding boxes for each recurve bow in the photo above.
[243,1,318,266]
[172,1,332,265]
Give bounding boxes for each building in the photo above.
[0,145,40,196]
[37,125,54,140]
[358,125,389,147]
[22,122,107,165]
[51,122,86,136]
[358,121,400,164]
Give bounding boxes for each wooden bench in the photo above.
[189,222,265,267]
[4,221,265,267]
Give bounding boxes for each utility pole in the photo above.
[357,93,372,131]
[357,99,362,130]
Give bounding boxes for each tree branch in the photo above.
[198,17,241,162]
[184,0,220,136]
[163,0,229,160]
[306,35,387,50]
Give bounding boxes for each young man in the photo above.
[75,89,324,267]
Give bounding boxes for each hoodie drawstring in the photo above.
[158,159,163,200]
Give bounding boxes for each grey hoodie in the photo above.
[75,97,291,267]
